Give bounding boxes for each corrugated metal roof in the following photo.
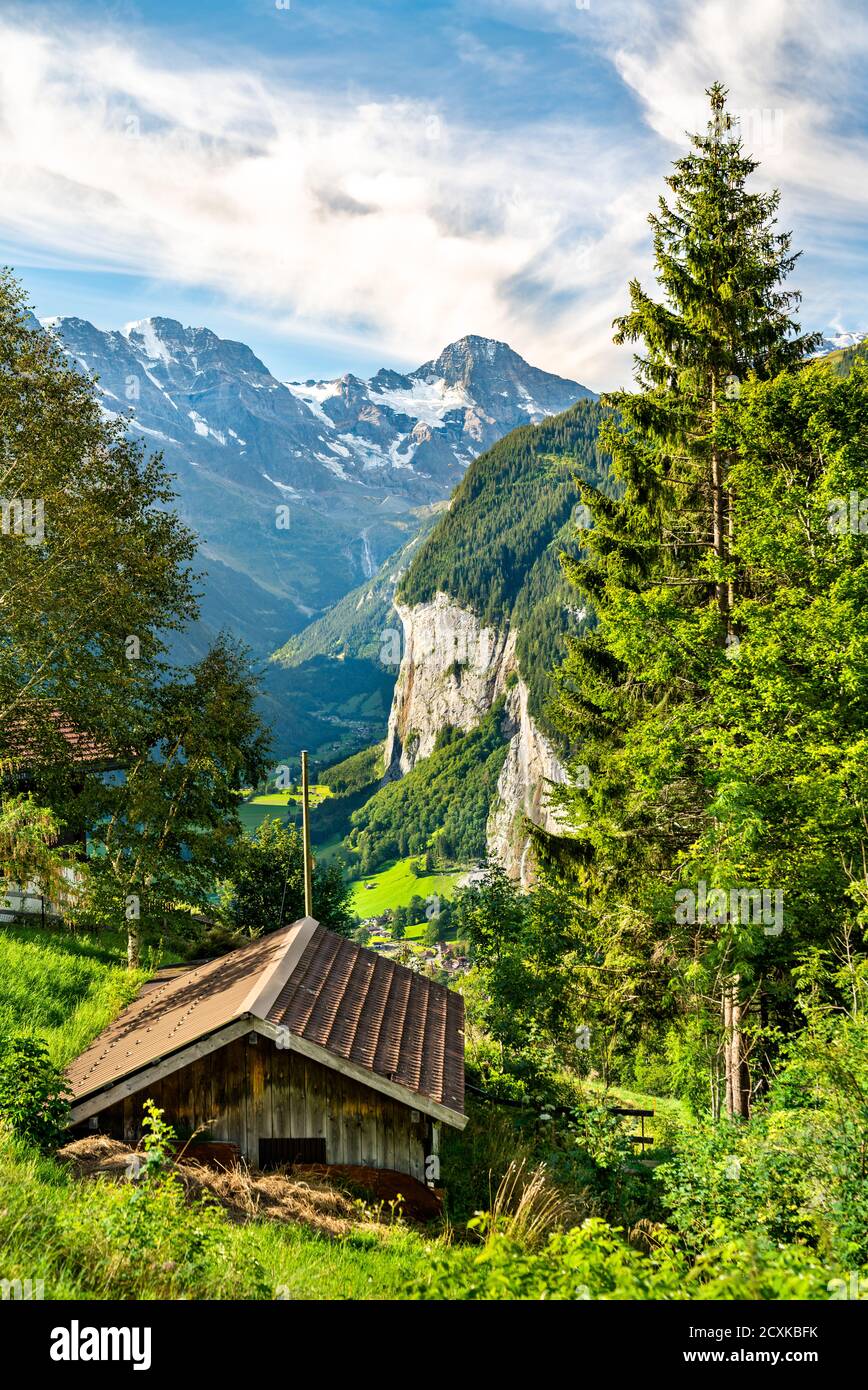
[267,925,465,1115]
[66,919,465,1118]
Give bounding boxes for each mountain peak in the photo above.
[418,335,515,383]
[122,317,182,363]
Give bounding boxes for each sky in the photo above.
[1,0,867,390]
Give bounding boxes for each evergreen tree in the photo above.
[550,85,819,1116]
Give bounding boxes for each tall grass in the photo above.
[0,925,145,1064]
[488,1160,575,1249]
[0,1132,441,1301]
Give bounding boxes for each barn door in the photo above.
[259,1137,327,1169]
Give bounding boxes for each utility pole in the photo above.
[301,749,313,918]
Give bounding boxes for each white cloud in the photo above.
[606,0,868,218]
[0,16,655,388]
[1,3,865,389]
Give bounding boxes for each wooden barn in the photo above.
[66,917,466,1182]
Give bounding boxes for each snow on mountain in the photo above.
[39,315,594,659]
[811,330,868,357]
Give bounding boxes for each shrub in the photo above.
[0,1034,70,1151]
[416,1216,846,1301]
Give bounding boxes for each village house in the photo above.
[1,709,121,921]
[66,917,466,1183]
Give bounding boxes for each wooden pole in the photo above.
[301,750,313,918]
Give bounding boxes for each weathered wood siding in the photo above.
[99,1035,427,1179]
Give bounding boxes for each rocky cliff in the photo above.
[384,593,567,883]
[487,678,569,885]
[384,594,517,775]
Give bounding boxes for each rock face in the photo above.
[384,594,516,775]
[487,680,569,886]
[384,593,567,882]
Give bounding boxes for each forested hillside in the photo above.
[399,401,611,730]
[346,703,509,872]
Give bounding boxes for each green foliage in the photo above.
[400,402,608,625]
[0,272,273,964]
[220,815,353,937]
[0,271,200,778]
[347,703,509,872]
[544,85,827,1115]
[398,400,610,731]
[321,743,384,796]
[76,635,271,963]
[455,866,618,1083]
[601,947,868,1287]
[0,1035,70,1151]
[0,795,67,907]
[76,1100,268,1299]
[417,1215,837,1301]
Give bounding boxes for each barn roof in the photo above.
[66,918,465,1127]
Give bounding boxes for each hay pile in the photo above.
[59,1136,379,1237]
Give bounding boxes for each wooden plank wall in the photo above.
[100,1036,427,1179]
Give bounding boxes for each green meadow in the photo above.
[348,857,464,917]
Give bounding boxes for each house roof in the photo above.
[3,708,119,767]
[66,918,465,1126]
[268,925,465,1116]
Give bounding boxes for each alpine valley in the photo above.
[44,314,593,762]
[40,308,860,887]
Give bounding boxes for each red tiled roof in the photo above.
[3,708,117,766]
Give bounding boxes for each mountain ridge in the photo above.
[43,313,594,668]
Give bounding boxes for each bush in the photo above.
[656,1010,868,1268]
[0,1035,70,1151]
[416,1216,845,1301]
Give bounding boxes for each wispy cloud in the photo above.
[608,0,868,201]
[0,14,656,386]
[455,32,527,81]
[0,2,866,386]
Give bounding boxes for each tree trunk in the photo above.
[710,374,731,635]
[710,1058,722,1121]
[723,988,734,1116]
[723,976,749,1119]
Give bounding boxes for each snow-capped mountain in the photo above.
[43,316,593,657]
[285,335,593,484]
[811,330,867,356]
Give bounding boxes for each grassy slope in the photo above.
[0,926,146,1066]
[348,858,463,917]
[0,1134,439,1301]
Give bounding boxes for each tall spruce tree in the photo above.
[550,85,819,1117]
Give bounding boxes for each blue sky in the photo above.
[2,0,868,388]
